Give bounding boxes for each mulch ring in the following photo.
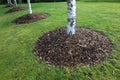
[5,7,26,13]
[4,4,13,8]
[12,13,49,24]
[33,27,113,67]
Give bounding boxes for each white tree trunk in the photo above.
[67,0,76,35]
[27,0,32,14]
[14,0,17,7]
[9,0,12,5]
[7,0,10,4]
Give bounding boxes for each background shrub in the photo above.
[0,0,120,4]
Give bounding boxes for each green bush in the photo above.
[78,0,120,2]
[0,0,120,4]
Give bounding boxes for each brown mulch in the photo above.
[5,7,26,13]
[5,4,13,8]
[12,13,49,24]
[33,27,112,67]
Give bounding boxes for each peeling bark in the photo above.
[27,0,32,14]
[67,0,76,35]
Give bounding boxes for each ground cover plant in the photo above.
[0,2,120,80]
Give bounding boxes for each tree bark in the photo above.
[67,0,76,35]
[27,0,32,14]
[7,0,10,4]
[9,0,12,5]
[14,0,17,7]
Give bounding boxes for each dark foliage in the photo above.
[1,0,120,4]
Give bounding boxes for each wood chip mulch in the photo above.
[5,7,26,13]
[12,13,49,24]
[4,4,13,8]
[33,27,112,67]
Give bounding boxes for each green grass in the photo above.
[0,2,120,80]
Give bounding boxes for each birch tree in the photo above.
[9,0,13,5]
[13,0,18,7]
[7,0,10,4]
[27,0,32,14]
[67,0,76,35]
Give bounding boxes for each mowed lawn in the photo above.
[0,2,120,80]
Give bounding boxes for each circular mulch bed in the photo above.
[33,27,112,67]
[12,13,49,24]
[5,7,26,13]
[5,4,13,8]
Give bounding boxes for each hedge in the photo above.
[0,0,120,4]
